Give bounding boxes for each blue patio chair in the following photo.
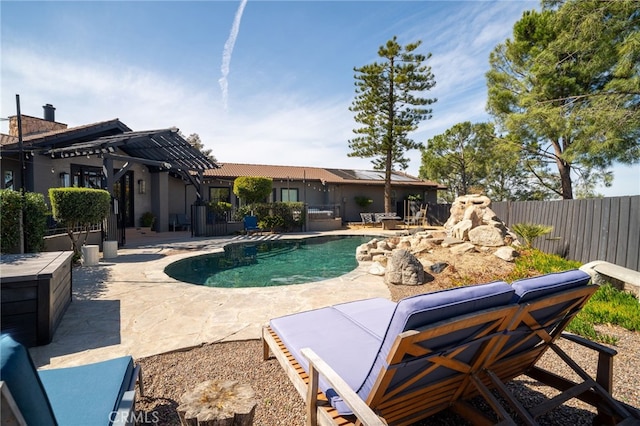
[0,334,142,426]
[243,215,261,235]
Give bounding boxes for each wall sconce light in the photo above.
[138,179,146,194]
[59,172,70,187]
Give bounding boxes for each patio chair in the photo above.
[0,334,143,426]
[404,207,428,228]
[170,214,191,231]
[459,270,640,425]
[360,213,374,227]
[243,215,261,235]
[263,280,519,425]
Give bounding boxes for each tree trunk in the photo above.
[554,141,573,199]
[558,161,573,199]
[384,150,393,213]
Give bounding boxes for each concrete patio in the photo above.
[29,229,396,369]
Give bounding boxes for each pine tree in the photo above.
[349,36,436,212]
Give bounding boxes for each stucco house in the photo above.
[204,163,445,223]
[1,104,444,243]
[0,104,215,242]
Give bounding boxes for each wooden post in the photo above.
[177,380,256,426]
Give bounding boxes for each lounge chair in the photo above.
[263,270,637,425]
[263,281,518,425]
[0,334,143,426]
[462,270,640,425]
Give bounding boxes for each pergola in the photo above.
[44,127,217,201]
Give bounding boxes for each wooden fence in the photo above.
[491,196,639,271]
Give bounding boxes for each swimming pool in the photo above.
[164,235,374,288]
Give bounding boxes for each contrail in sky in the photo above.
[219,0,248,111]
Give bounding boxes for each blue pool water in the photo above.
[164,235,374,288]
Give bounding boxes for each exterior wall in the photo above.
[332,184,438,223]
[44,231,103,252]
[1,150,172,233]
[150,172,169,232]
[197,178,439,223]
[133,166,153,226]
[168,175,189,215]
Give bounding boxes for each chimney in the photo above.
[43,104,56,122]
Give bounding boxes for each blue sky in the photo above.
[2,0,638,197]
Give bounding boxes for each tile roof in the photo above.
[0,133,18,146]
[205,163,445,188]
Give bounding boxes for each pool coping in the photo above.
[29,230,393,369]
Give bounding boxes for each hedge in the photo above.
[0,189,49,253]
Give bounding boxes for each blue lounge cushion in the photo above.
[0,334,57,425]
[502,269,592,357]
[512,269,590,303]
[271,282,516,415]
[39,356,135,426]
[270,298,395,414]
[358,281,515,404]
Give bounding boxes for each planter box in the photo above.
[0,251,73,347]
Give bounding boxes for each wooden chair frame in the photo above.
[263,284,639,426]
[463,285,639,425]
[263,305,519,426]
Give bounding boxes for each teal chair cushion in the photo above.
[39,356,135,426]
[0,334,57,425]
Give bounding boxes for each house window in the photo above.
[71,164,103,189]
[281,188,298,202]
[209,187,231,203]
[4,171,14,190]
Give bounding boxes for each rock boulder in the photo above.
[385,249,425,286]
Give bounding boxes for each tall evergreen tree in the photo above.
[349,36,437,212]
[486,0,639,199]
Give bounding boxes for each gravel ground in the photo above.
[135,312,639,425]
[135,243,639,425]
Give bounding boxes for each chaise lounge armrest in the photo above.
[301,348,387,426]
[526,332,640,423]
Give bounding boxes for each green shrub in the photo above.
[233,205,253,222]
[354,196,373,209]
[140,211,155,227]
[234,202,304,232]
[511,222,553,247]
[233,176,272,204]
[259,215,285,232]
[49,188,110,257]
[508,248,581,281]
[23,191,48,252]
[0,189,23,253]
[578,284,640,331]
[0,189,49,253]
[207,201,232,222]
[566,284,640,345]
